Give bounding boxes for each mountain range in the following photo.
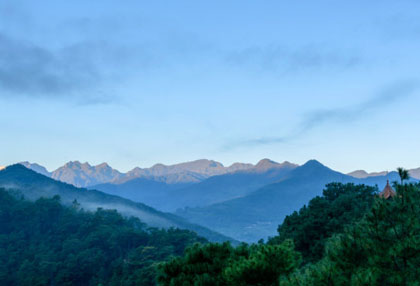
[175,160,408,242]
[0,164,235,244]
[18,160,420,189]
[92,159,298,211]
[10,159,420,243]
[19,159,254,188]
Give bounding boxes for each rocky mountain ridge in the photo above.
[17,159,286,187]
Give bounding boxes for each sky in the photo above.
[1,0,420,173]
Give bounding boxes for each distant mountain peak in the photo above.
[252,159,298,174]
[302,159,325,168]
[291,160,333,177]
[255,159,279,169]
[96,162,111,168]
[18,161,51,177]
[64,161,87,168]
[187,159,225,168]
[51,161,123,187]
[347,170,389,179]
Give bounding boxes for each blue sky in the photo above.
[1,0,420,172]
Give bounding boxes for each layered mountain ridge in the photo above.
[18,159,258,187]
[19,159,420,189]
[0,164,235,243]
[93,159,298,211]
[175,160,415,242]
[10,158,420,243]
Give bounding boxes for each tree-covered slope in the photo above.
[159,182,420,286]
[0,188,206,286]
[0,165,235,243]
[269,182,377,263]
[282,183,420,285]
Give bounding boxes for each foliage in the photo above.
[397,167,410,184]
[224,241,301,286]
[0,164,233,243]
[158,242,238,286]
[0,188,206,286]
[4,169,419,286]
[270,183,377,263]
[157,240,301,286]
[282,183,420,285]
[161,181,420,286]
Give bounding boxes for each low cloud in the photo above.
[226,79,419,149]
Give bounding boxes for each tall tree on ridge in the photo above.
[397,167,410,185]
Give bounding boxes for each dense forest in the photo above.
[0,188,206,286]
[160,181,420,286]
[269,183,377,263]
[2,175,420,285]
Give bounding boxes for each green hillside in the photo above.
[0,187,206,286]
[0,165,235,244]
[160,181,420,286]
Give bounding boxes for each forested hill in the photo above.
[159,182,420,285]
[0,188,206,285]
[0,164,235,243]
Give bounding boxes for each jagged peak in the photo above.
[64,160,81,166]
[255,158,279,168]
[63,161,91,168]
[127,166,143,173]
[95,162,112,169]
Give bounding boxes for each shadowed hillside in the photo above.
[176,160,406,242]
[0,165,236,244]
[93,159,297,211]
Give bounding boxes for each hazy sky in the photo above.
[1,0,420,173]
